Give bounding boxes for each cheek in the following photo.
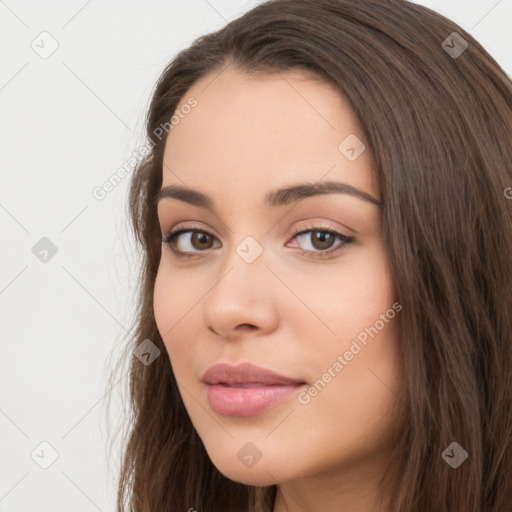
[153,267,171,336]
[290,245,401,428]
[153,263,197,335]
[153,267,204,382]
[153,267,186,360]
[290,244,395,342]
[287,308,401,474]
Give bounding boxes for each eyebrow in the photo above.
[156,180,381,209]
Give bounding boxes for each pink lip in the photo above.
[202,362,307,417]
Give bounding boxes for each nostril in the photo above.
[238,324,257,330]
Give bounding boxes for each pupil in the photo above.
[193,232,212,249]
[313,231,333,249]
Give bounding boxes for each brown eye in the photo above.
[290,227,355,259]
[162,229,220,257]
[190,231,214,250]
[309,230,336,250]
[161,228,220,258]
[161,225,354,260]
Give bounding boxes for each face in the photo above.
[154,66,403,487]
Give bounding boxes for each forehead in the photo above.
[162,66,378,201]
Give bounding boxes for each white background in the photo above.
[0,1,510,510]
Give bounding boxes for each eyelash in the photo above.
[160,223,355,260]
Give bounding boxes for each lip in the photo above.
[202,362,307,417]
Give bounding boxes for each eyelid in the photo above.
[161,220,219,238]
[289,219,354,237]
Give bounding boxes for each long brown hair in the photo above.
[107,0,512,510]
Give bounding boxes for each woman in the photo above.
[111,0,512,510]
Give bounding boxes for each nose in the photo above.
[202,246,280,341]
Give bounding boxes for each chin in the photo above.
[204,445,284,486]
[216,463,279,487]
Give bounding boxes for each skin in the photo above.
[154,66,403,512]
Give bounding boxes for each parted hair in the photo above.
[109,1,512,510]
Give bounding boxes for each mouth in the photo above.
[205,382,308,416]
[216,382,294,388]
[201,362,307,416]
